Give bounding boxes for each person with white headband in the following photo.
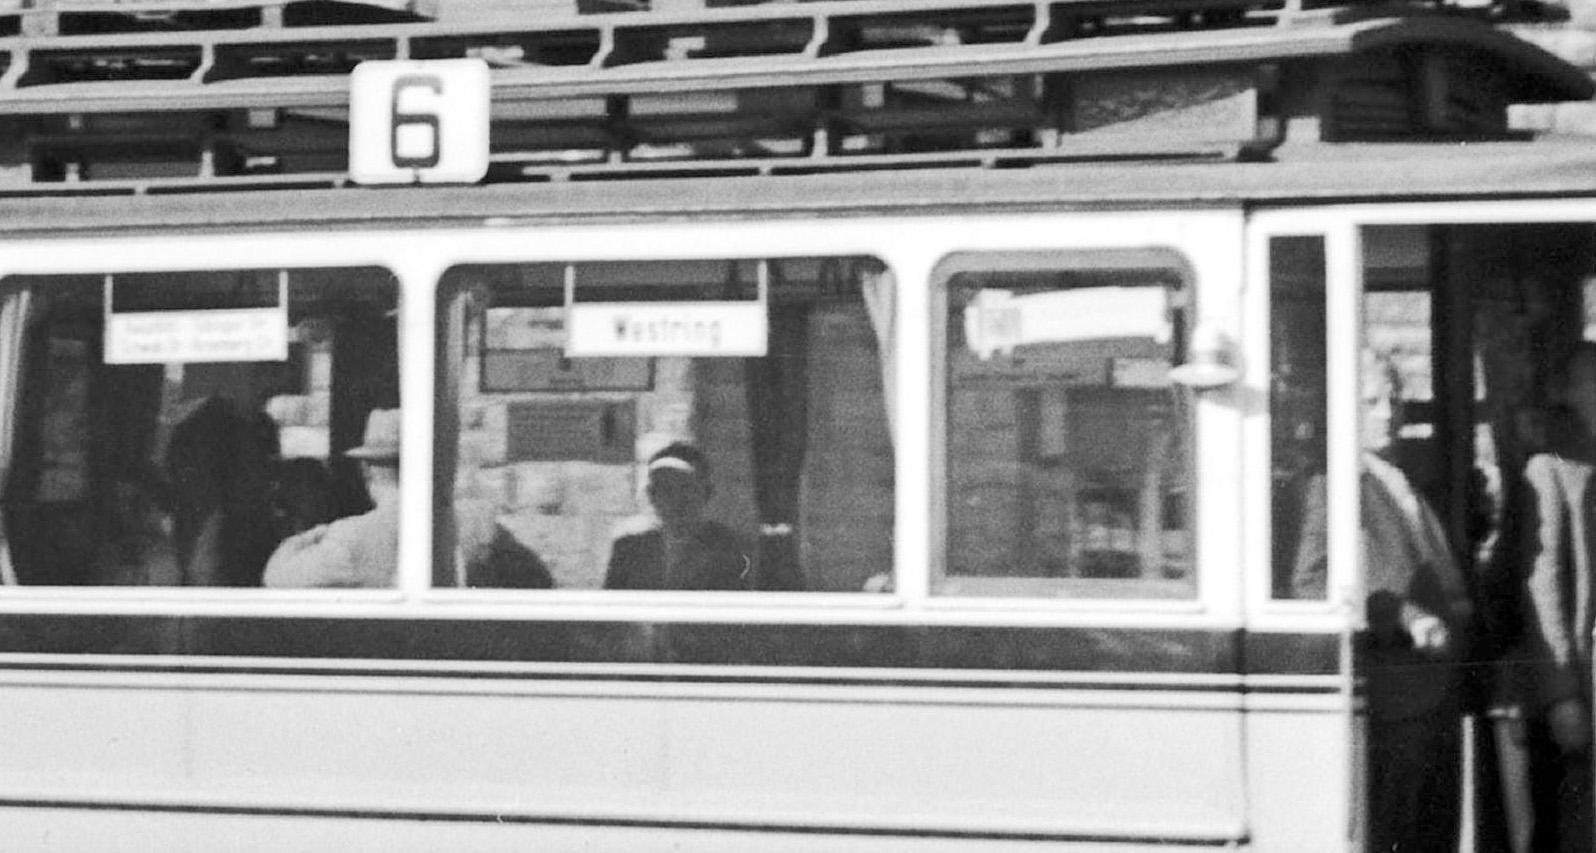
[603,442,749,591]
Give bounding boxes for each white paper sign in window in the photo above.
[103,272,289,364]
[565,302,768,357]
[563,262,770,357]
[963,286,1171,360]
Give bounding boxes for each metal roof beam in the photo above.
[0,14,1580,116]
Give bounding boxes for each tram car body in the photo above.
[0,0,1593,850]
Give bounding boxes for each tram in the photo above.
[0,0,1593,850]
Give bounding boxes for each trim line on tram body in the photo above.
[0,613,1341,683]
[0,796,1248,846]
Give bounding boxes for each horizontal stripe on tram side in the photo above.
[0,613,1342,683]
[0,797,1248,847]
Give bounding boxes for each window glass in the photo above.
[435,257,894,592]
[1269,236,1329,600]
[937,252,1194,598]
[0,268,400,588]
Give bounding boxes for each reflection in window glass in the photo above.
[435,257,895,592]
[0,268,400,588]
[938,254,1193,598]
[1269,236,1329,600]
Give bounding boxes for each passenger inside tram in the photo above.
[1277,349,1470,852]
[603,442,749,591]
[1361,355,1472,853]
[166,395,280,587]
[262,408,402,589]
[269,456,338,540]
[93,468,178,586]
[1519,341,1596,853]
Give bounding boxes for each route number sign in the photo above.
[349,59,490,185]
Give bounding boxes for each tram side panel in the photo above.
[1241,671,1359,852]
[0,665,1250,850]
[0,211,1310,848]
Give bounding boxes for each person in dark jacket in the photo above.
[464,521,554,589]
[603,443,748,591]
[1521,341,1596,853]
[1291,353,1472,853]
[166,396,280,587]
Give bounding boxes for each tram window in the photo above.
[435,257,895,593]
[1269,236,1330,601]
[935,251,1194,599]
[0,268,400,588]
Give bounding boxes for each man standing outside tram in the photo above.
[1522,341,1596,853]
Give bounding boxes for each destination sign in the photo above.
[106,307,288,364]
[565,302,768,357]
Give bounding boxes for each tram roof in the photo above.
[469,15,1591,105]
[0,2,1584,191]
[0,4,1582,113]
[0,138,1594,234]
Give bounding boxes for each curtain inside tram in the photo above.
[744,303,810,591]
[859,267,896,442]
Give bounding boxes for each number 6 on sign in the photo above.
[349,59,489,185]
[391,75,443,168]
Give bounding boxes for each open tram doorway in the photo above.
[1268,220,1596,853]
[1367,222,1596,853]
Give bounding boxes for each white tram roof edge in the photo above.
[0,139,1590,235]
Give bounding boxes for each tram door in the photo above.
[1255,211,1596,853]
[1374,221,1596,853]
[1244,224,1365,851]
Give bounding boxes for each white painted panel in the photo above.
[1,685,192,790]
[663,698,1241,830]
[0,676,1246,843]
[1244,706,1354,853]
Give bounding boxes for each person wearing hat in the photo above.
[603,442,749,591]
[263,408,401,589]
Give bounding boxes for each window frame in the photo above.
[0,208,1247,631]
[429,256,899,597]
[929,247,1201,602]
[0,263,407,594]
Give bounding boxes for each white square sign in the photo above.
[349,58,490,185]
